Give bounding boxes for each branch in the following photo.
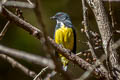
[3,1,35,8]
[108,0,115,28]
[33,66,48,80]
[0,7,108,79]
[86,0,120,79]
[115,30,120,34]
[26,0,33,5]
[112,39,120,49]
[76,46,102,56]
[0,45,55,69]
[82,0,108,79]
[82,0,97,59]
[0,54,41,80]
[76,54,106,80]
[0,21,10,40]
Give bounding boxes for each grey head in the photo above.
[50,12,70,22]
[51,12,73,27]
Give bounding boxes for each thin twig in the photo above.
[82,0,97,59]
[1,0,7,4]
[44,71,57,80]
[0,21,10,40]
[0,54,41,80]
[82,0,108,79]
[26,0,33,5]
[108,0,115,28]
[76,46,102,56]
[115,30,120,34]
[76,54,106,80]
[33,66,48,80]
[106,35,113,79]
[0,0,7,12]
[112,39,120,49]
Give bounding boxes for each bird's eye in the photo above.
[58,14,62,16]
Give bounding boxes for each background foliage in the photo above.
[0,0,120,80]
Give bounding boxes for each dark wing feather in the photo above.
[72,27,76,54]
[64,20,76,54]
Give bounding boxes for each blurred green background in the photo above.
[0,0,120,80]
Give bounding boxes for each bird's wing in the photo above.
[72,27,76,54]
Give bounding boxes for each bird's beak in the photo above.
[50,16,56,20]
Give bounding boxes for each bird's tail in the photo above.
[59,54,69,71]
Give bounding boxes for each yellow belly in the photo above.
[55,26,74,67]
[55,27,74,50]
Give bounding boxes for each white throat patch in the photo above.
[57,20,64,27]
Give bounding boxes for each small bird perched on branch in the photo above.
[51,12,76,71]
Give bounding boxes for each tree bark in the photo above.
[86,0,120,79]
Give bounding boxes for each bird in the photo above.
[50,12,76,71]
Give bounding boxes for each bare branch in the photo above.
[115,30,120,34]
[108,0,115,28]
[0,21,10,40]
[26,0,33,5]
[3,1,35,8]
[34,66,48,80]
[76,46,102,56]
[82,0,97,60]
[112,39,120,49]
[44,71,56,80]
[86,0,120,79]
[0,0,7,12]
[82,1,108,79]
[0,45,55,69]
[76,54,106,80]
[0,54,41,80]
